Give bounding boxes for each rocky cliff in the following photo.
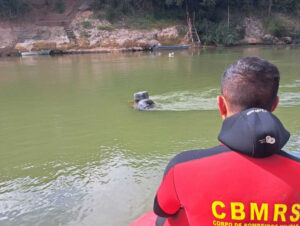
[0,0,186,56]
[8,11,183,54]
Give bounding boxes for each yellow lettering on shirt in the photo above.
[273,204,287,222]
[231,202,246,220]
[211,200,300,223]
[212,201,226,219]
[250,203,268,221]
[290,204,300,222]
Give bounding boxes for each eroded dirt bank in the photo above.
[0,0,186,56]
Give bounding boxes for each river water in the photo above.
[0,46,300,226]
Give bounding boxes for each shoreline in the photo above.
[0,43,298,58]
[0,46,148,57]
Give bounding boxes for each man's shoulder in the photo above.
[163,145,231,177]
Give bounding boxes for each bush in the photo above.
[198,21,240,46]
[273,0,300,13]
[264,19,287,38]
[0,0,29,18]
[290,30,300,40]
[54,0,65,14]
[81,21,92,29]
[106,6,119,22]
[90,4,119,22]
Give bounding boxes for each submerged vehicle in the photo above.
[133,91,155,111]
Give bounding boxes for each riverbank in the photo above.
[0,1,187,57]
[0,1,299,57]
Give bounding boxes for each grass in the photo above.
[97,25,119,31]
[81,21,92,29]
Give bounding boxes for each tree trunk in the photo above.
[227,0,230,30]
[268,0,273,17]
[185,0,193,43]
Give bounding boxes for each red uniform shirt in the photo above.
[154,108,300,225]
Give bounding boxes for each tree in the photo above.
[268,0,273,17]
[0,0,29,18]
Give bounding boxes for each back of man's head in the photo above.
[221,57,280,113]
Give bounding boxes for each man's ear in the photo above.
[270,96,279,112]
[217,96,227,120]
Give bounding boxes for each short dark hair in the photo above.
[221,57,280,112]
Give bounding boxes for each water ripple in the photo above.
[150,89,219,111]
[148,88,300,110]
[280,80,300,88]
[0,163,86,225]
[285,135,300,155]
[279,92,300,107]
[0,144,169,226]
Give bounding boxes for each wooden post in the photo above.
[192,11,201,45]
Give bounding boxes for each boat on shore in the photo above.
[20,50,51,56]
[152,44,190,50]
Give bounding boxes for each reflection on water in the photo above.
[151,89,219,111]
[0,161,85,225]
[0,144,170,225]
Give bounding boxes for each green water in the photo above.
[0,46,300,226]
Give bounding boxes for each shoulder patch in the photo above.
[163,145,231,177]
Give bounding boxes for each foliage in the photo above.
[0,0,299,21]
[264,18,287,37]
[91,0,300,23]
[124,13,179,29]
[199,21,240,46]
[89,0,299,42]
[289,30,300,40]
[97,25,114,31]
[272,0,300,13]
[54,0,65,14]
[0,0,29,18]
[81,21,92,29]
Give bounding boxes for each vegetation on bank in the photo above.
[1,0,300,46]
[91,0,300,45]
[54,0,65,14]
[0,0,29,18]
[0,0,66,18]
